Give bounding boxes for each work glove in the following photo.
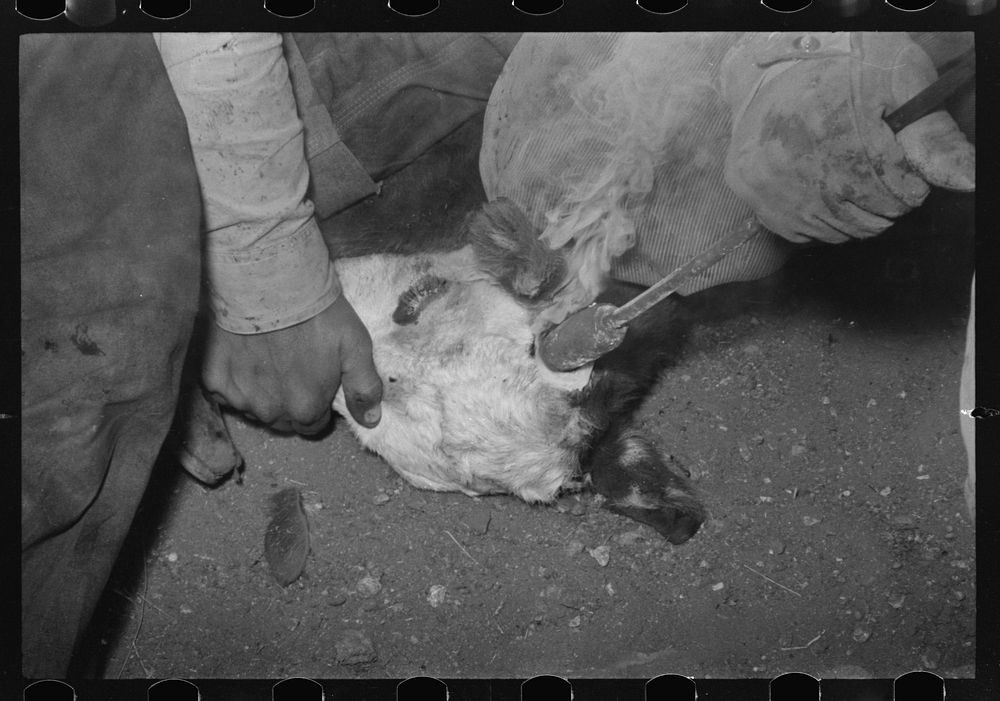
[722,32,975,244]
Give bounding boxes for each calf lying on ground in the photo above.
[178,199,707,546]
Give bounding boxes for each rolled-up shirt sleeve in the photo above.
[155,32,340,334]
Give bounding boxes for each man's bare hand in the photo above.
[202,295,383,435]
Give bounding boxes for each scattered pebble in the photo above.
[605,583,615,596]
[953,590,966,601]
[821,396,831,405]
[334,630,376,665]
[803,516,821,527]
[427,584,447,608]
[879,487,892,497]
[568,615,582,628]
[888,594,906,609]
[751,434,765,445]
[614,529,645,546]
[564,540,585,557]
[791,444,807,457]
[570,502,587,517]
[588,545,611,567]
[166,552,178,563]
[738,442,752,462]
[711,582,725,591]
[743,344,761,355]
[372,491,390,505]
[852,625,871,643]
[327,588,349,606]
[866,398,877,408]
[356,574,382,598]
[768,540,786,555]
[179,604,193,614]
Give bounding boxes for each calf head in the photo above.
[332,198,707,545]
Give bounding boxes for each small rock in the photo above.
[711,582,725,591]
[334,630,376,665]
[743,344,761,354]
[768,540,786,555]
[372,492,390,505]
[328,588,349,606]
[888,594,906,609]
[539,584,563,600]
[866,398,877,408]
[179,604,193,614]
[751,434,765,445]
[879,486,892,497]
[568,615,582,628]
[821,396,830,405]
[852,625,871,643]
[953,590,966,601]
[803,516,821,527]
[166,552,178,563]
[588,545,611,567]
[613,529,645,546]
[791,444,807,457]
[356,574,382,598]
[738,442,752,462]
[427,584,447,608]
[564,540,585,557]
[570,502,587,516]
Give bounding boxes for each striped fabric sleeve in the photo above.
[155,32,341,334]
[481,32,793,295]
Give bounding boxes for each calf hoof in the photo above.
[465,198,567,301]
[589,433,706,544]
[173,386,243,485]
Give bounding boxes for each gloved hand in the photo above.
[722,32,975,244]
[202,295,383,434]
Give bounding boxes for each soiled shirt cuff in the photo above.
[207,216,340,334]
[155,32,340,334]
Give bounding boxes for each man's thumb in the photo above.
[898,111,975,192]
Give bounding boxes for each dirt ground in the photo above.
[80,170,976,681]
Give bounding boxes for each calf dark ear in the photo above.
[588,432,707,545]
[465,198,567,301]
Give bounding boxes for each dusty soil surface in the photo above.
[78,118,976,681]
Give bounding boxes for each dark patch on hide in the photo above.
[70,323,105,356]
[392,275,450,325]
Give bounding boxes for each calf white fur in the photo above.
[331,250,594,503]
